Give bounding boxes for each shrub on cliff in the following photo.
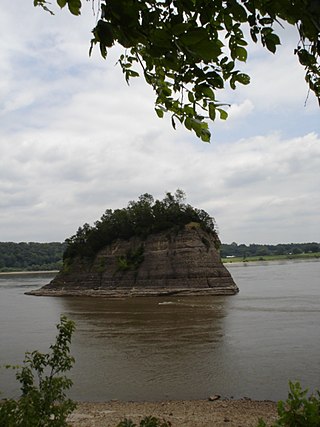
[63,190,218,261]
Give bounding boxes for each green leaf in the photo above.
[235,46,247,62]
[128,70,139,78]
[35,0,54,14]
[236,73,250,85]
[183,105,194,116]
[189,118,202,133]
[67,0,81,16]
[184,117,192,130]
[223,13,233,31]
[171,23,191,36]
[200,127,211,143]
[188,91,195,103]
[217,109,228,120]
[152,29,172,49]
[206,71,225,89]
[209,103,216,121]
[96,20,114,47]
[229,2,248,22]
[57,0,67,8]
[99,43,107,59]
[179,28,208,46]
[200,85,215,100]
[297,49,316,66]
[264,33,281,54]
[171,116,176,130]
[250,28,258,43]
[193,39,224,61]
[155,108,164,118]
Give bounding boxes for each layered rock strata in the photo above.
[28,226,238,297]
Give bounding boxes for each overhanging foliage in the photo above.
[35,0,320,141]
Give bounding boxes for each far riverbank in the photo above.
[222,252,320,263]
[0,270,58,275]
[1,252,320,274]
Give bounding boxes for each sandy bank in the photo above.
[68,399,278,427]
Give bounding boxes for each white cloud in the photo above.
[226,99,254,121]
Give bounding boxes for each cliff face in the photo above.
[30,226,238,297]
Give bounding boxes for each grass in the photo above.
[222,252,320,263]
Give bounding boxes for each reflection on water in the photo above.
[0,260,319,402]
[60,296,231,401]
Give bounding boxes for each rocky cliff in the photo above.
[28,225,238,297]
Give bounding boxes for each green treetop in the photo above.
[63,190,218,260]
[35,0,320,142]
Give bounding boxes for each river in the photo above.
[0,259,319,402]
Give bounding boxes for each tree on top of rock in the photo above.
[63,190,218,260]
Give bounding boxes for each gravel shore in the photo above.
[68,399,278,427]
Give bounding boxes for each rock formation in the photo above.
[28,224,238,297]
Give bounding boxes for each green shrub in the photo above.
[117,415,171,427]
[201,236,211,251]
[0,316,76,427]
[258,381,320,427]
[116,245,145,274]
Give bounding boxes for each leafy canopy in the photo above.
[63,190,218,260]
[34,0,320,142]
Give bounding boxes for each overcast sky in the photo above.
[1,3,319,245]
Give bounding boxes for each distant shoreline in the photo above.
[1,253,319,274]
[222,252,320,264]
[0,270,59,276]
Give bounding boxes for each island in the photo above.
[27,191,238,297]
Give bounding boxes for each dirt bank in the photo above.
[68,399,278,427]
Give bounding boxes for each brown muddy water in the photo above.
[0,259,319,402]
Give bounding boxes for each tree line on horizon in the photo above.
[0,240,319,272]
[0,242,66,272]
[220,241,320,259]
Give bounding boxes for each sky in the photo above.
[1,3,319,245]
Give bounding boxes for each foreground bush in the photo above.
[258,381,320,427]
[0,316,76,427]
[117,416,171,427]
